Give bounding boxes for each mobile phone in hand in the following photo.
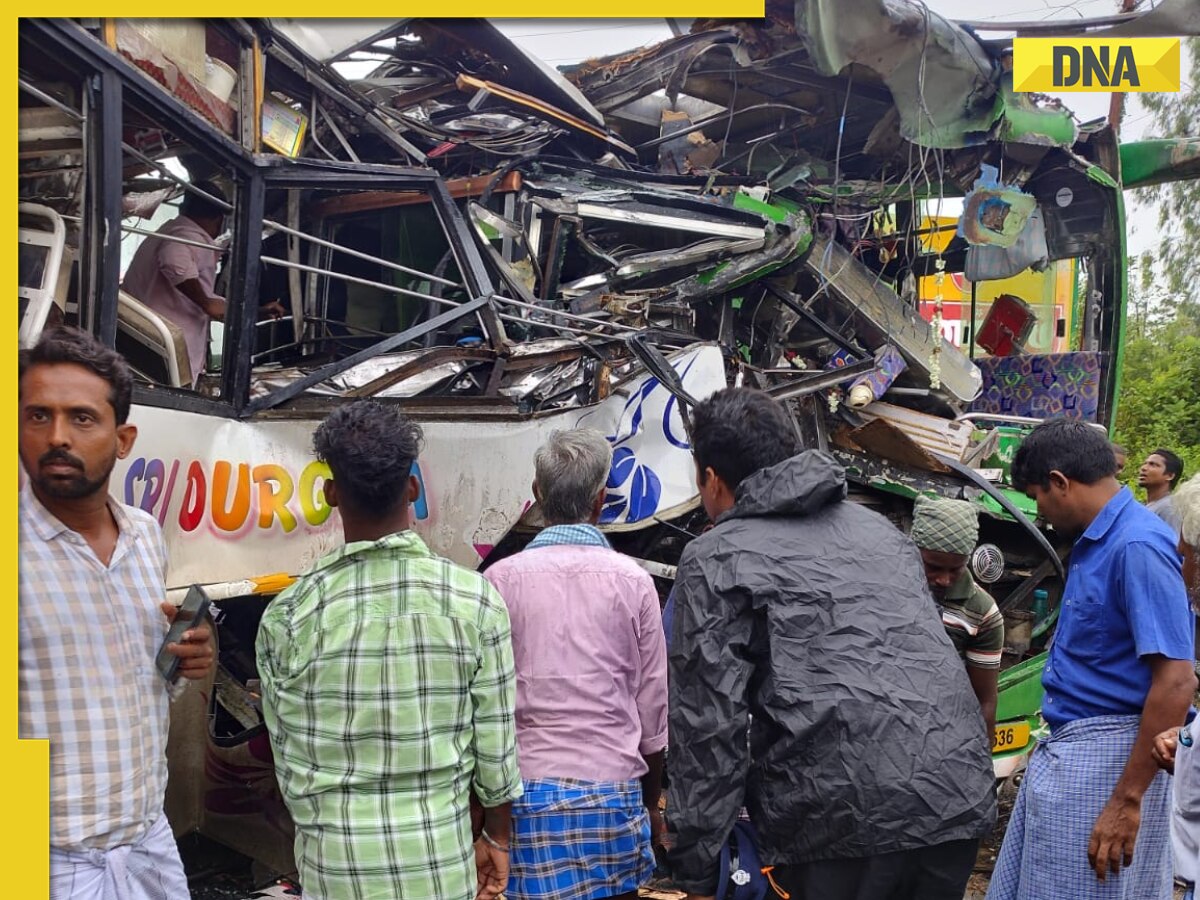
[156,585,211,683]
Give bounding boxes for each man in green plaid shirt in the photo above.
[257,401,523,900]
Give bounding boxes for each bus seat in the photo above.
[18,202,67,348]
[117,290,194,388]
[968,351,1105,422]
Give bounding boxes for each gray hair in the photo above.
[1177,474,1200,551]
[534,429,613,525]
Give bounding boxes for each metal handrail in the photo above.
[957,412,1108,433]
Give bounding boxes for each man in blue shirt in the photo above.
[988,420,1196,900]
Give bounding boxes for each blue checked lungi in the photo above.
[507,778,654,900]
[987,714,1174,900]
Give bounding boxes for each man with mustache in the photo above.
[19,327,215,899]
[987,420,1195,900]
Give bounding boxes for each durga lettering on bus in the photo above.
[124,457,429,536]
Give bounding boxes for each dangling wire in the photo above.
[832,70,854,219]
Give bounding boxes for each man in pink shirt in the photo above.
[485,428,669,900]
[122,181,229,386]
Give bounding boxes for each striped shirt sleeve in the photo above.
[965,599,1005,669]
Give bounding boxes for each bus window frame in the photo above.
[22,19,502,420]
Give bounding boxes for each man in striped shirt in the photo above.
[911,494,1005,734]
[257,401,523,900]
[18,327,215,900]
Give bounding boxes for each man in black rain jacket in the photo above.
[666,387,996,900]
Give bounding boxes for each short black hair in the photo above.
[691,387,798,491]
[20,326,133,425]
[1011,419,1116,491]
[1110,442,1127,475]
[1152,448,1185,490]
[181,180,229,221]
[313,401,423,516]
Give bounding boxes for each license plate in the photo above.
[993,722,1031,753]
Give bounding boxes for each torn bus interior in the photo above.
[18,7,1133,572]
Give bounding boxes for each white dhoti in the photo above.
[50,813,189,900]
[1174,722,1199,887]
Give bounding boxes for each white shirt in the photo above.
[1174,721,1199,884]
[18,486,172,850]
[1147,494,1182,537]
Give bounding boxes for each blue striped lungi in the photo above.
[507,778,653,900]
[987,715,1174,900]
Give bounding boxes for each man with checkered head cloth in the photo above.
[911,495,1005,734]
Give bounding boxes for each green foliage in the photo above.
[1132,37,1200,316]
[1114,306,1200,493]
[1117,39,1200,492]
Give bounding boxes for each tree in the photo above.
[1132,37,1200,318]
[1114,303,1200,493]
[1115,38,1200,491]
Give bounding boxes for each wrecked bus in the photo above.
[17,9,1197,887]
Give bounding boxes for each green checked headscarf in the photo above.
[910,494,979,556]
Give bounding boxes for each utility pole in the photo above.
[1107,0,1140,136]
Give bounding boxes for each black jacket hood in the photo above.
[723,450,848,521]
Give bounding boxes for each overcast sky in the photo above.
[493,0,1186,258]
